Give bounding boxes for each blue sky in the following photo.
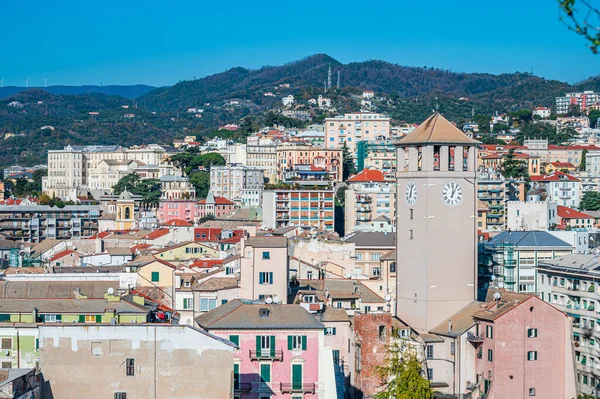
[1,0,599,86]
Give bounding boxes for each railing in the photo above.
[467,332,483,343]
[280,382,316,394]
[249,350,283,361]
[234,383,251,392]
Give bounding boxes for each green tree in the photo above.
[189,171,211,199]
[336,186,347,206]
[113,173,141,195]
[342,142,357,181]
[187,153,226,174]
[112,174,161,206]
[589,110,600,128]
[374,342,433,399]
[580,191,600,211]
[169,152,194,175]
[501,149,529,179]
[559,0,600,53]
[580,149,588,171]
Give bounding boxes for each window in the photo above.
[1,338,11,350]
[378,325,386,341]
[151,272,159,282]
[1,362,11,369]
[85,315,98,323]
[44,314,62,322]
[409,229,413,239]
[390,262,396,273]
[355,253,363,261]
[527,328,538,338]
[355,344,362,373]
[260,363,271,383]
[233,363,240,390]
[450,342,455,355]
[486,325,493,339]
[332,350,340,365]
[527,351,538,361]
[259,272,273,284]
[262,251,270,260]
[114,393,127,399]
[325,327,337,336]
[229,335,239,346]
[200,298,217,312]
[426,345,433,359]
[183,298,193,310]
[288,335,307,351]
[410,209,413,220]
[529,388,536,396]
[398,329,410,339]
[427,368,433,380]
[372,267,381,277]
[126,358,135,376]
[488,349,493,362]
[371,253,381,261]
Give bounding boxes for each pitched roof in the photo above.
[0,280,120,299]
[142,228,170,240]
[343,231,396,247]
[195,299,325,330]
[347,169,386,182]
[395,112,479,146]
[0,298,148,314]
[487,231,573,249]
[549,162,575,168]
[429,300,483,337]
[474,289,535,321]
[163,219,193,227]
[194,277,239,291]
[530,171,580,182]
[245,236,287,248]
[557,205,593,220]
[318,306,350,323]
[197,196,235,206]
[106,247,134,256]
[49,249,78,262]
[298,279,385,304]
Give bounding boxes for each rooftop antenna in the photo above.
[435,97,439,111]
[327,64,332,90]
[24,78,29,88]
[337,70,340,89]
[43,78,49,88]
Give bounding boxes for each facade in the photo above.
[160,175,195,200]
[262,188,335,232]
[195,300,335,399]
[38,324,235,399]
[342,231,396,292]
[533,106,551,118]
[506,198,558,231]
[344,169,396,234]
[246,144,278,184]
[157,199,197,224]
[477,173,526,231]
[324,113,391,153]
[530,171,581,208]
[472,293,576,399]
[356,140,396,177]
[210,164,265,207]
[537,253,600,395]
[197,192,236,219]
[557,205,594,229]
[0,205,100,242]
[556,91,600,114]
[395,113,479,333]
[276,145,343,183]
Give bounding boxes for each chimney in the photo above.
[448,320,453,333]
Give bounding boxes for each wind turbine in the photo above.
[43,78,49,88]
[24,79,29,88]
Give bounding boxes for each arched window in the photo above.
[125,207,131,219]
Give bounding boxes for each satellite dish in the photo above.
[107,287,114,295]
[493,292,501,301]
[273,296,280,304]
[265,297,273,304]
[385,295,391,303]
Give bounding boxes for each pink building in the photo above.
[157,199,197,224]
[472,293,576,399]
[195,300,330,398]
[197,191,236,219]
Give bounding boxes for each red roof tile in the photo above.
[557,206,593,220]
[197,197,235,205]
[549,162,575,168]
[49,249,77,262]
[130,243,152,253]
[142,228,170,240]
[164,219,193,227]
[347,169,386,182]
[530,171,580,182]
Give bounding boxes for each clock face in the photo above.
[442,181,463,206]
[405,181,417,205]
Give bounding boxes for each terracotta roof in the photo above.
[557,205,593,220]
[474,289,535,321]
[88,231,110,239]
[549,162,575,168]
[347,168,386,182]
[197,197,235,205]
[142,228,170,240]
[194,277,239,291]
[219,236,242,244]
[49,250,78,262]
[163,219,193,227]
[130,243,152,253]
[530,171,580,182]
[429,300,484,337]
[319,306,349,323]
[396,112,479,146]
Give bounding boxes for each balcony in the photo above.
[280,383,316,394]
[249,350,283,361]
[467,332,484,344]
[233,383,252,392]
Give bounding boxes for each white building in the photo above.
[533,107,551,119]
[209,164,265,207]
[324,113,391,153]
[362,90,375,99]
[530,171,582,208]
[282,95,295,107]
[556,91,600,114]
[506,189,558,231]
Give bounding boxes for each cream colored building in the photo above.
[160,175,196,200]
[246,144,277,183]
[344,169,396,234]
[209,164,264,207]
[324,113,391,153]
[276,144,343,182]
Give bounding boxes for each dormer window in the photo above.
[259,308,270,318]
[184,282,191,288]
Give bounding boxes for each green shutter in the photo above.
[56,314,62,322]
[259,273,264,284]
[79,315,85,323]
[35,339,39,350]
[151,271,159,282]
[292,364,302,389]
[260,363,271,383]
[288,336,293,350]
[233,363,239,389]
[256,336,261,355]
[229,335,239,346]
[301,335,307,351]
[333,327,337,335]
[269,272,273,284]
[270,336,275,357]
[95,315,102,323]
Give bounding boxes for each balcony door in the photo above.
[261,335,271,357]
[292,364,302,390]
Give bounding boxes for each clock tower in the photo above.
[395,113,479,333]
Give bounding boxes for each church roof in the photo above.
[395,112,479,146]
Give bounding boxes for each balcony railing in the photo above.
[249,349,283,361]
[467,332,483,344]
[233,383,251,392]
[280,382,316,394]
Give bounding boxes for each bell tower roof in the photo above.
[395,112,480,147]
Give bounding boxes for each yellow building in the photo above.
[154,242,220,261]
[545,161,577,174]
[115,190,135,230]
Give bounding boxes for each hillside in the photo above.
[0,84,156,100]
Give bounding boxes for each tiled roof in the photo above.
[198,197,235,205]
[429,300,484,337]
[130,243,152,253]
[395,112,479,146]
[557,205,593,220]
[163,219,193,227]
[0,280,120,299]
[530,171,580,182]
[343,231,396,247]
[549,162,575,168]
[142,228,170,240]
[298,279,385,304]
[245,236,287,248]
[319,306,350,322]
[347,169,386,182]
[195,299,325,330]
[194,277,239,291]
[474,289,535,321]
[0,298,148,314]
[49,250,78,262]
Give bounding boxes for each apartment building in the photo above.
[160,175,196,200]
[210,164,265,207]
[506,189,558,231]
[479,231,573,296]
[43,144,179,200]
[356,140,396,178]
[276,145,343,183]
[344,169,395,234]
[262,187,335,232]
[324,113,391,153]
[556,91,600,114]
[246,144,278,183]
[537,253,600,396]
[477,172,526,231]
[0,205,100,242]
[530,171,581,208]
